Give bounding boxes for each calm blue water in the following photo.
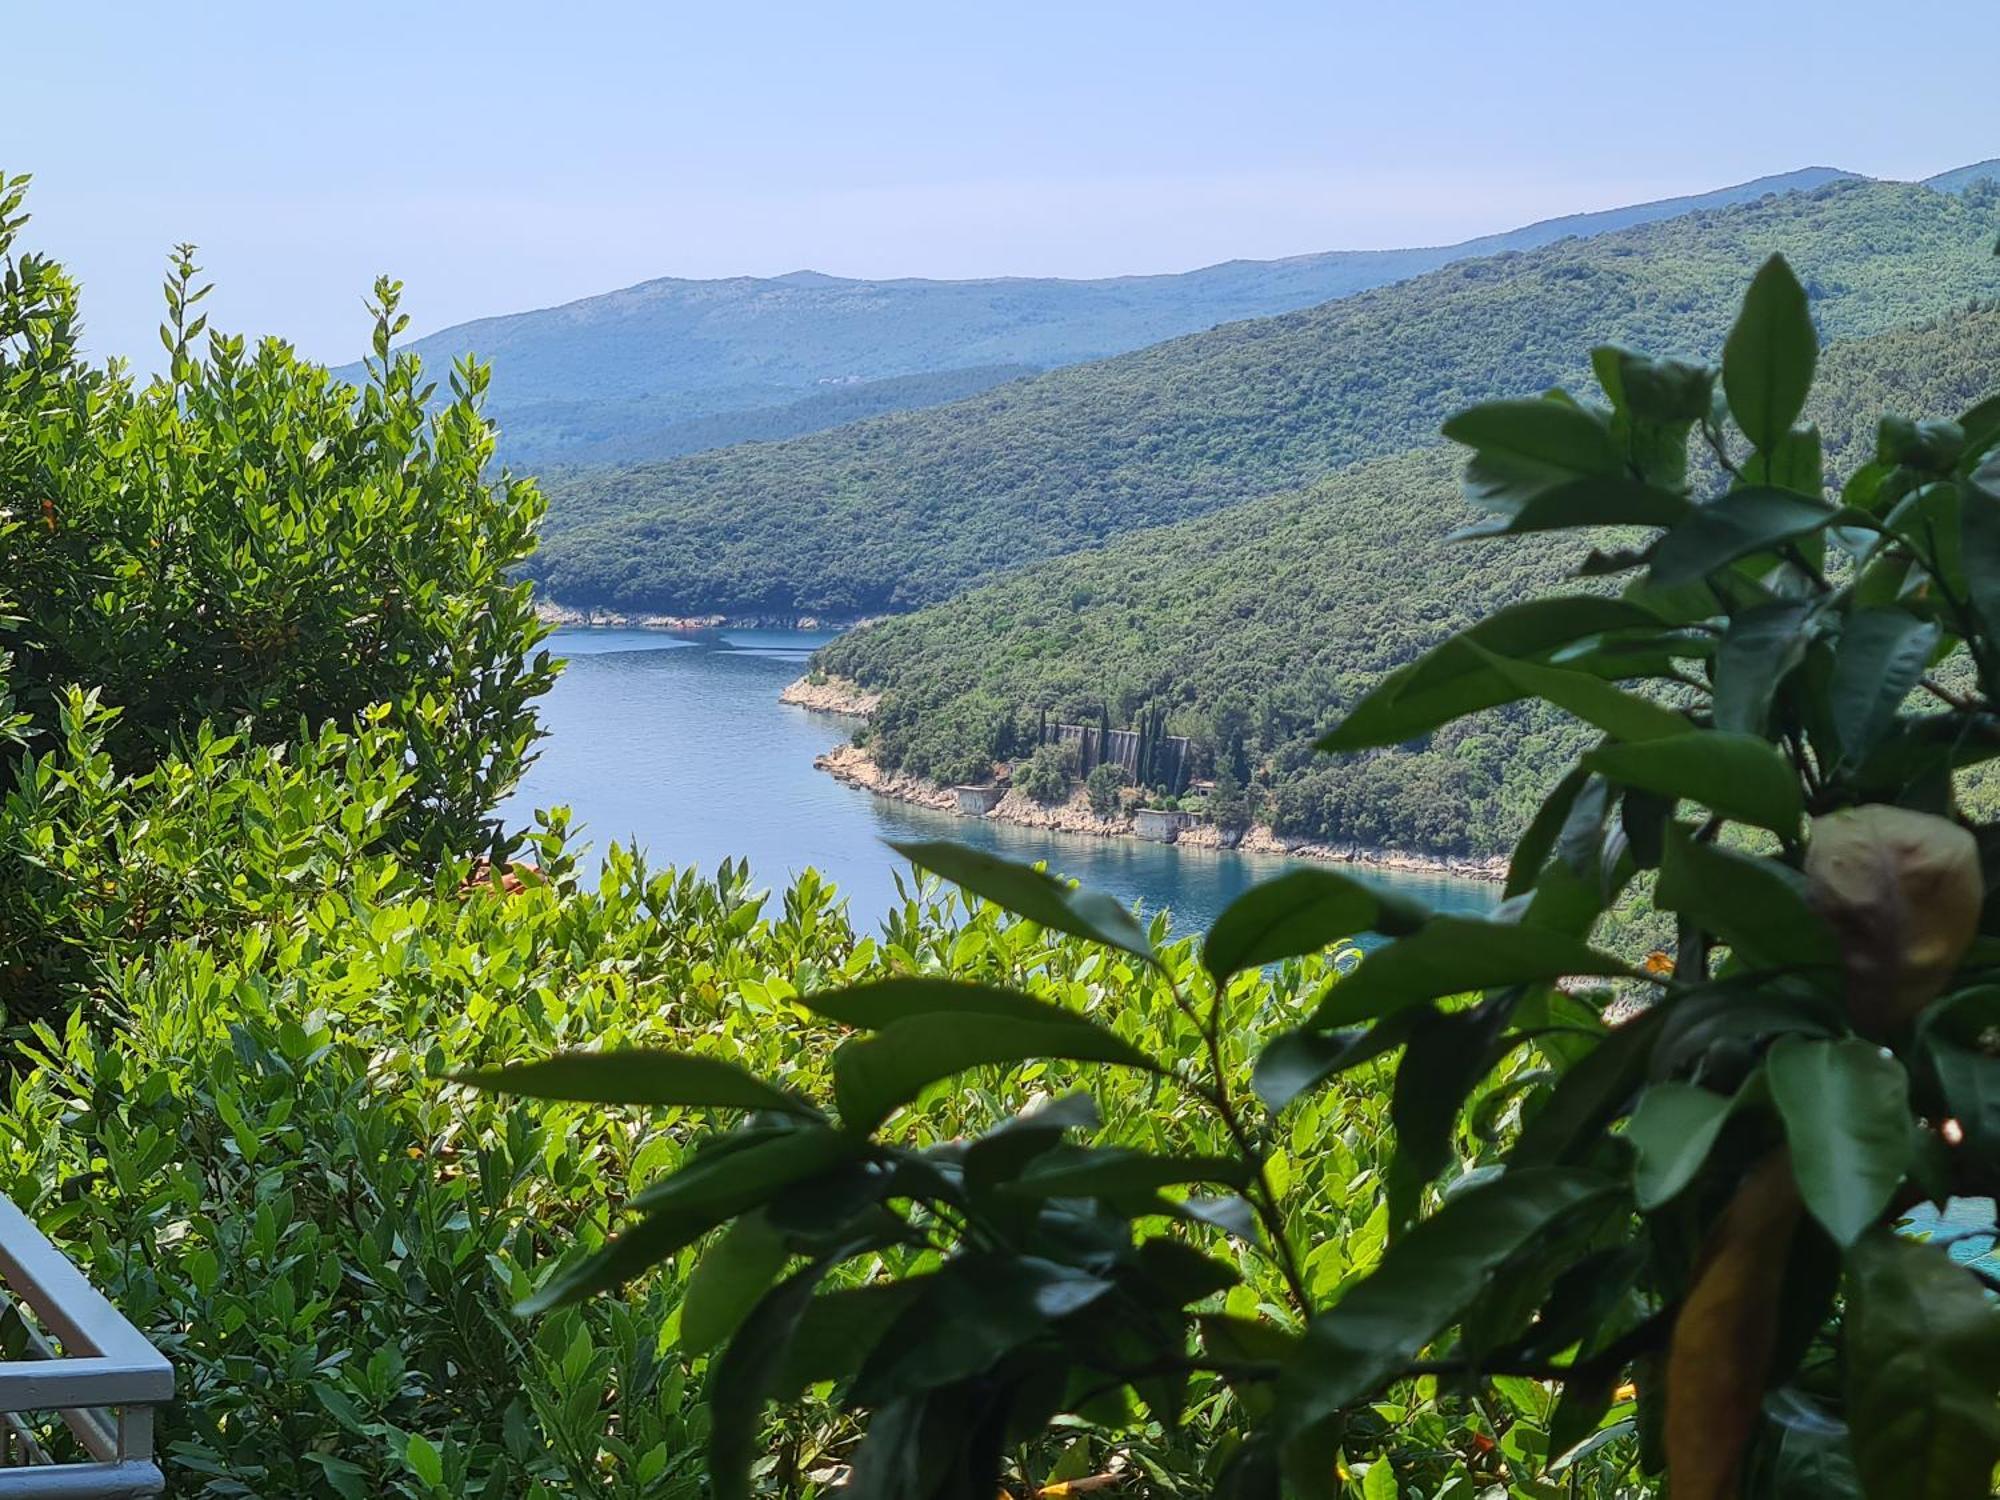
[505,628,1495,938]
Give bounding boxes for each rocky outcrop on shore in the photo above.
[780,676,882,716]
[990,786,1133,837]
[813,741,1504,882]
[816,743,958,811]
[1227,825,1506,880]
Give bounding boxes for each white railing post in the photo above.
[0,1197,171,1496]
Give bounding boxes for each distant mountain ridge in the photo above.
[371,162,2000,468]
[530,174,2000,616]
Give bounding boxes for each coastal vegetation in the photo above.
[491,255,2000,1496]
[10,152,2000,1500]
[530,177,2000,618]
[821,304,2000,858]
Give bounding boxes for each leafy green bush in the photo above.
[1085,761,1127,817]
[1012,742,1076,804]
[0,172,555,1023]
[1207,765,1250,831]
[0,172,555,867]
[488,256,2000,1497]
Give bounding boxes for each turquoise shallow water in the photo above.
[504,628,1496,938]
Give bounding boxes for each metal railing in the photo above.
[0,1196,170,1496]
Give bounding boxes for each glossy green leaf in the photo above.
[889,839,1154,962]
[1002,1145,1250,1198]
[960,1092,1102,1192]
[1723,255,1818,452]
[1453,474,1691,537]
[1649,487,1836,587]
[1467,644,1690,741]
[680,1211,789,1354]
[1309,917,1636,1027]
[1586,731,1803,835]
[1767,1037,1911,1246]
[1845,1232,2000,1500]
[771,1279,933,1400]
[1960,393,2000,454]
[1386,1004,1507,1234]
[849,1255,1114,1405]
[1712,601,1813,735]
[1442,396,1623,515]
[1321,597,1665,751]
[1654,824,1836,972]
[710,1269,822,1500]
[1203,867,1427,982]
[1252,1010,1426,1110]
[1755,421,1825,495]
[1829,610,1939,770]
[1512,1006,1667,1166]
[1958,461,2000,650]
[1506,766,1592,897]
[804,977,1102,1031]
[1276,1168,1613,1437]
[631,1126,852,1214]
[1928,1039,2000,1157]
[459,1049,820,1118]
[1597,345,1715,425]
[522,1202,730,1315]
[1626,1082,1738,1209]
[1756,1392,1864,1500]
[834,1012,1153,1132]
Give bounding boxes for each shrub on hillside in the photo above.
[0,175,554,868]
[1084,760,1126,816]
[0,172,554,1021]
[1011,741,1076,804]
[1206,765,1250,830]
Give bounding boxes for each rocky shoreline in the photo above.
[802,700,1506,884]
[778,676,882,716]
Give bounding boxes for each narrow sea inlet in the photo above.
[508,627,1497,936]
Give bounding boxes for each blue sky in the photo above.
[10,0,1994,367]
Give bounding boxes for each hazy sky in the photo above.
[10,0,1994,368]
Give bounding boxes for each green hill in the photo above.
[531,177,2000,617]
[1924,157,2000,194]
[501,363,1040,469]
[815,305,2000,857]
[382,168,1857,469]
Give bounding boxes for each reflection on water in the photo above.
[505,628,1496,939]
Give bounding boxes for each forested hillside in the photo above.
[818,305,2000,855]
[385,167,1854,467]
[532,178,2000,616]
[499,363,1039,468]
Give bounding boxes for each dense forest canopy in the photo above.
[821,306,2000,853]
[531,178,2000,617]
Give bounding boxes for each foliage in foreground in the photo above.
[0,169,555,1025]
[489,257,2000,1498]
[0,178,1480,1497]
